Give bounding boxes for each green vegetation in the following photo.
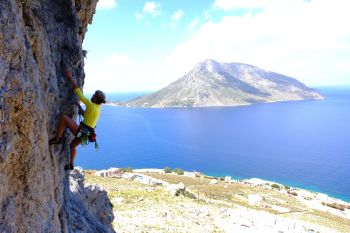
[287,190,298,196]
[322,202,347,211]
[183,190,197,199]
[271,184,280,189]
[284,185,290,190]
[164,167,172,173]
[120,167,133,172]
[174,168,184,175]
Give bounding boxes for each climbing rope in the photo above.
[0,87,6,156]
[59,128,69,155]
[0,141,5,158]
[0,87,6,124]
[67,146,72,233]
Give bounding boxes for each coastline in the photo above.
[184,170,350,205]
[106,96,325,109]
[96,167,350,207]
[203,171,350,203]
[90,166,349,203]
[85,166,350,233]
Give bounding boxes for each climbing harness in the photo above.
[75,122,99,150]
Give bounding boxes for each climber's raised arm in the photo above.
[64,70,92,107]
[64,71,78,90]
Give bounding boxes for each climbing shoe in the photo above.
[49,137,62,145]
[64,164,74,171]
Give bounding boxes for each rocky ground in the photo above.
[83,169,350,233]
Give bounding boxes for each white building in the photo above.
[94,167,123,178]
[184,171,197,178]
[224,176,232,183]
[94,170,108,177]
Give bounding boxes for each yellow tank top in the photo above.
[74,88,101,128]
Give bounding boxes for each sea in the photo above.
[77,87,350,202]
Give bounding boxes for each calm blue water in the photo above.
[77,87,350,202]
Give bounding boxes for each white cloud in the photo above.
[106,53,132,67]
[214,0,275,11]
[161,0,350,87]
[171,9,184,22]
[97,0,117,10]
[168,9,184,29]
[87,0,350,92]
[84,53,161,93]
[143,1,160,17]
[84,53,132,93]
[187,17,199,30]
[135,1,161,22]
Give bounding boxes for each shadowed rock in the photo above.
[0,1,115,232]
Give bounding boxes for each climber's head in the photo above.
[91,90,106,105]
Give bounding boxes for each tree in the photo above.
[164,167,172,173]
[174,168,184,175]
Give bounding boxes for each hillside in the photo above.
[86,168,350,233]
[126,60,323,107]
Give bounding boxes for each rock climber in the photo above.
[49,71,106,170]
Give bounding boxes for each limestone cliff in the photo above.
[0,1,115,232]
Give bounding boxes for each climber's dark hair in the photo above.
[94,90,106,104]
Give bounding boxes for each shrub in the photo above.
[121,167,133,172]
[287,190,298,196]
[284,185,290,190]
[324,202,346,211]
[164,167,172,173]
[271,184,280,189]
[184,191,196,199]
[174,168,184,175]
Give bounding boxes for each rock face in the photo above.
[126,59,323,107]
[69,170,115,233]
[0,1,115,233]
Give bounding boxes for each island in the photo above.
[120,59,323,108]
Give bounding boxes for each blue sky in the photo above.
[83,0,350,93]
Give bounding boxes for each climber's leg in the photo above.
[68,137,81,168]
[50,114,78,144]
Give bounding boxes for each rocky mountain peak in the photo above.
[194,59,222,74]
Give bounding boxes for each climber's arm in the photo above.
[64,71,78,90]
[64,71,92,106]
